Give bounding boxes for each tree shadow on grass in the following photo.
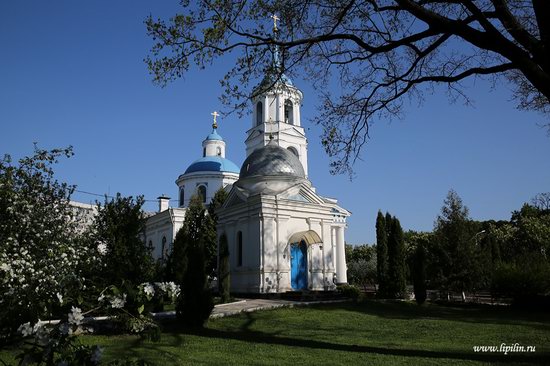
[100,311,549,365]
[315,300,550,332]
[179,325,549,365]
[99,332,186,364]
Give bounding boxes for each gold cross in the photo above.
[270,14,280,32]
[211,111,220,129]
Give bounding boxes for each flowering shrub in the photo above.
[15,281,180,365]
[15,306,103,366]
[96,282,180,339]
[0,147,101,340]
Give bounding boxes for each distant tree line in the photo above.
[347,189,550,306]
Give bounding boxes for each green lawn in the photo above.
[3,301,550,365]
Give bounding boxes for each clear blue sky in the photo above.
[1,1,549,244]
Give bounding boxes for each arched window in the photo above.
[284,99,294,124]
[198,185,207,203]
[179,187,185,207]
[216,146,222,156]
[147,240,153,252]
[237,231,243,267]
[161,236,167,260]
[256,101,263,126]
[203,147,206,157]
[287,146,299,157]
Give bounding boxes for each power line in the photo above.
[74,189,114,199]
[73,189,178,203]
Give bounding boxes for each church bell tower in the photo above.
[244,16,309,177]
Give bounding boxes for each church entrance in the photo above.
[290,240,308,290]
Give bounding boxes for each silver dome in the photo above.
[240,141,305,179]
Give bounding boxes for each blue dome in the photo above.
[205,130,223,141]
[184,156,239,174]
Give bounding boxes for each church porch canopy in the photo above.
[288,230,322,245]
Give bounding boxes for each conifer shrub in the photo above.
[218,233,231,303]
[413,244,427,305]
[174,194,214,327]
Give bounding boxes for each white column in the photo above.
[275,94,281,122]
[264,96,269,124]
[295,101,301,127]
[300,145,308,177]
[335,226,347,284]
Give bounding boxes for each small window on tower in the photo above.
[179,187,185,207]
[198,185,207,203]
[256,102,263,126]
[284,99,294,125]
[288,146,299,157]
[203,148,206,157]
[216,147,222,156]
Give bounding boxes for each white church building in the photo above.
[143,117,239,261]
[145,40,350,293]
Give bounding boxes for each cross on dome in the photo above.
[211,111,220,129]
[270,14,280,32]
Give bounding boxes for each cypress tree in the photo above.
[205,187,229,275]
[175,193,214,327]
[375,211,388,297]
[385,212,392,241]
[201,213,217,276]
[218,233,231,303]
[387,216,406,298]
[167,224,188,286]
[413,244,427,304]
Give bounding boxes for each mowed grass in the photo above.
[3,301,550,365]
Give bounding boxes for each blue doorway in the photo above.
[290,241,308,290]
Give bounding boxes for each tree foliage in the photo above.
[218,233,231,303]
[146,0,550,174]
[0,147,98,339]
[489,202,550,303]
[175,194,214,327]
[92,194,154,289]
[346,244,377,291]
[387,216,406,298]
[432,190,481,293]
[412,243,427,305]
[510,203,550,256]
[204,187,229,275]
[166,223,188,286]
[347,256,377,291]
[531,192,550,211]
[375,211,388,294]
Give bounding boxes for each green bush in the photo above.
[491,256,550,303]
[337,284,361,301]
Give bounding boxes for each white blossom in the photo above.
[17,322,33,337]
[110,294,126,309]
[56,292,63,305]
[143,283,155,297]
[68,306,84,326]
[97,242,108,255]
